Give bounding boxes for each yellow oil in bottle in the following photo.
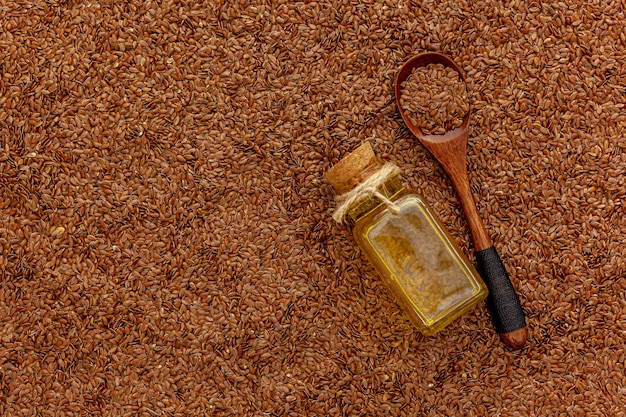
[326,142,487,336]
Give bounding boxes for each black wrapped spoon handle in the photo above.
[476,246,527,349]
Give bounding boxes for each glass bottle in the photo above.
[325,142,488,335]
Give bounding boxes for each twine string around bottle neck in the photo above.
[332,163,401,223]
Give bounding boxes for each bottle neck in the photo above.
[347,174,405,222]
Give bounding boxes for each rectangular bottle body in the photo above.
[353,192,488,335]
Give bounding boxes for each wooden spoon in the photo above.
[395,52,528,350]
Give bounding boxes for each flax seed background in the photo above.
[1,0,625,416]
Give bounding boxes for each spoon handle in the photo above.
[457,187,528,349]
[430,141,528,349]
[475,246,528,350]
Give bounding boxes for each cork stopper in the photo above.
[324,142,384,195]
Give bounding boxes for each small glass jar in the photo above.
[325,142,488,335]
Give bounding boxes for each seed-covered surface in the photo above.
[401,64,469,134]
[1,0,625,416]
